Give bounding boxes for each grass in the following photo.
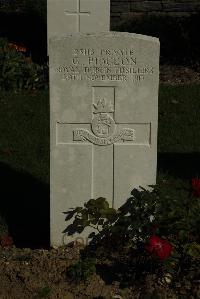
[0,85,200,184]
[0,85,200,246]
[158,84,200,153]
[0,90,49,185]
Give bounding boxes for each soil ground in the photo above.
[0,65,200,299]
[0,244,190,299]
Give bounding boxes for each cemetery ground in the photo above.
[0,79,200,298]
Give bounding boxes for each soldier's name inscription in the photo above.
[56,48,154,82]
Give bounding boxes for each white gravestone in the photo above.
[49,32,160,246]
[47,0,110,38]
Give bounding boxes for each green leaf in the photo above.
[187,242,200,258]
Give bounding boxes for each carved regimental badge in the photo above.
[74,98,135,146]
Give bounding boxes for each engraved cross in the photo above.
[56,86,151,207]
[64,0,91,32]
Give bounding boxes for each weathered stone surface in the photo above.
[110,0,200,25]
[131,1,162,11]
[148,11,192,17]
[162,1,200,11]
[112,2,130,13]
[49,32,159,246]
[47,0,110,41]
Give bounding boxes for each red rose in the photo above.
[191,178,200,197]
[146,235,172,260]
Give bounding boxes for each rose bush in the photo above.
[191,177,200,197]
[0,38,48,91]
[145,235,173,260]
[64,178,200,288]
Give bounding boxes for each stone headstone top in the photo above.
[48,0,110,38]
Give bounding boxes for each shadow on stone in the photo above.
[0,162,50,249]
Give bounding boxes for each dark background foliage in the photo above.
[0,0,200,68]
[0,0,47,64]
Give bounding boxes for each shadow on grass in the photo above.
[0,152,199,250]
[158,152,200,179]
[0,162,50,249]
